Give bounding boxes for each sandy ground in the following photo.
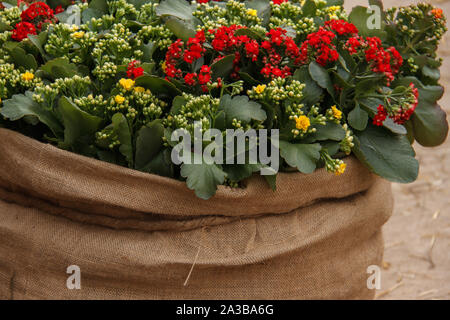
[345,0,450,300]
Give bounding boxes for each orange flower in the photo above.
[431,8,443,19]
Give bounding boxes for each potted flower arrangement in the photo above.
[0,0,447,300]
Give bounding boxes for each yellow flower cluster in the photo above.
[119,78,135,90]
[295,115,310,132]
[21,72,34,81]
[331,105,342,120]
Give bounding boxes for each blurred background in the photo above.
[345,0,450,300]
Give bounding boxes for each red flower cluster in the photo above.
[298,20,359,67]
[345,35,403,85]
[365,37,403,85]
[373,83,419,126]
[21,2,54,21]
[127,60,144,79]
[165,39,184,78]
[184,30,206,63]
[259,28,300,78]
[11,21,36,41]
[273,0,288,4]
[164,25,302,86]
[373,105,388,126]
[299,28,339,66]
[325,20,358,36]
[12,1,60,41]
[392,83,419,124]
[183,66,212,92]
[165,32,212,91]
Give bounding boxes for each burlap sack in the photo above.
[0,128,392,300]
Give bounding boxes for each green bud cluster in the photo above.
[137,25,173,49]
[0,6,21,27]
[165,93,220,134]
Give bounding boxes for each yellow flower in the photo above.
[254,84,266,94]
[295,115,310,132]
[119,78,135,91]
[72,31,85,39]
[331,105,342,120]
[247,9,257,17]
[161,61,167,73]
[134,86,145,93]
[115,95,125,104]
[335,162,346,176]
[21,72,34,81]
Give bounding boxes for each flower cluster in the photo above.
[373,83,419,126]
[0,0,447,200]
[11,1,59,41]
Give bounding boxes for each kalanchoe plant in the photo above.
[0,0,447,199]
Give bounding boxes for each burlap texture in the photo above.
[0,128,393,299]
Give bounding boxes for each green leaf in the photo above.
[111,113,133,167]
[156,0,194,20]
[302,0,317,16]
[9,46,38,70]
[279,141,321,174]
[422,66,440,81]
[264,174,277,191]
[219,94,267,126]
[348,5,387,39]
[135,75,181,97]
[223,163,263,181]
[309,61,334,98]
[135,120,165,170]
[348,104,368,131]
[141,41,156,62]
[164,17,196,42]
[82,8,104,24]
[210,55,235,80]
[1,92,63,137]
[89,0,108,13]
[234,28,264,40]
[58,96,102,146]
[39,57,79,79]
[28,32,49,60]
[139,148,174,177]
[310,121,346,141]
[181,160,227,200]
[293,66,323,105]
[352,124,419,183]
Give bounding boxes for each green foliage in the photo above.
[352,124,419,183]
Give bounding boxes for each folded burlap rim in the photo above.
[0,128,375,219]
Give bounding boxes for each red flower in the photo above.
[272,0,288,4]
[11,21,37,41]
[54,5,64,14]
[299,27,339,66]
[184,30,206,64]
[21,2,54,22]
[325,20,358,36]
[392,83,419,124]
[127,60,144,79]
[245,40,259,61]
[198,65,211,84]
[184,73,197,86]
[373,105,388,126]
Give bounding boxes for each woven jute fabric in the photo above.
[0,128,393,299]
